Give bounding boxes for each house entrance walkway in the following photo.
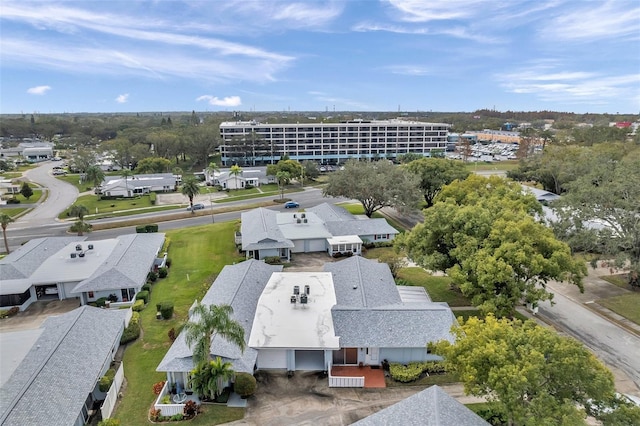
[331,365,386,388]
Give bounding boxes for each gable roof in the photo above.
[308,203,399,237]
[0,306,126,426]
[307,203,356,222]
[352,385,489,425]
[240,208,294,251]
[157,260,282,373]
[0,237,85,281]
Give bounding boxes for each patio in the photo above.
[330,365,386,388]
[153,381,201,416]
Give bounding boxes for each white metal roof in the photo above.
[327,235,363,245]
[248,272,339,350]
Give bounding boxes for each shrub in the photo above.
[107,293,118,303]
[99,368,116,392]
[95,297,108,308]
[160,302,174,320]
[132,300,145,312]
[147,271,158,282]
[98,419,121,426]
[170,413,184,421]
[234,372,257,398]
[158,267,168,278]
[153,381,166,395]
[136,290,149,304]
[149,193,157,205]
[6,307,19,317]
[0,310,9,319]
[5,198,20,204]
[142,283,151,293]
[120,312,141,344]
[161,395,171,404]
[149,408,161,422]
[389,362,424,383]
[165,258,172,268]
[168,327,176,342]
[183,400,198,417]
[263,256,282,265]
[135,225,147,233]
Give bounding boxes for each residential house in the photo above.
[238,203,398,261]
[352,385,489,425]
[210,170,261,189]
[156,256,456,412]
[0,234,166,311]
[98,173,177,198]
[0,306,127,426]
[0,141,53,161]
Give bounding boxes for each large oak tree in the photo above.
[404,157,470,207]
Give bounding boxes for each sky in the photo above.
[1,0,639,114]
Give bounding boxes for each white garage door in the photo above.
[306,239,326,252]
[257,349,288,369]
[292,240,305,253]
[295,350,325,371]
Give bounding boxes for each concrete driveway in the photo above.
[0,299,80,332]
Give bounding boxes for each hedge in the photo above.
[234,372,257,398]
[158,267,168,278]
[159,302,174,320]
[149,193,157,205]
[135,290,149,304]
[142,283,151,293]
[147,271,158,282]
[389,361,446,383]
[120,312,141,344]
[136,223,159,233]
[263,256,282,265]
[99,368,116,392]
[95,297,108,308]
[132,299,145,312]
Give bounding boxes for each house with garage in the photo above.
[207,169,261,189]
[238,203,399,261]
[352,385,489,425]
[156,256,456,412]
[0,306,128,426]
[0,234,166,311]
[98,173,177,198]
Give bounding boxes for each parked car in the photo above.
[186,203,205,211]
[284,201,300,209]
[52,169,67,176]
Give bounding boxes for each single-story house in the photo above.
[98,173,177,197]
[0,142,53,161]
[525,186,560,204]
[0,306,127,426]
[209,170,261,189]
[0,234,166,311]
[238,203,399,261]
[157,256,456,404]
[352,385,489,426]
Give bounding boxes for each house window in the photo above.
[88,291,94,299]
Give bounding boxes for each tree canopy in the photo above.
[135,156,171,174]
[267,159,303,183]
[323,159,420,217]
[181,176,200,211]
[404,157,470,207]
[434,315,616,426]
[397,175,585,317]
[19,181,33,200]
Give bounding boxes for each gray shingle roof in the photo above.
[241,208,294,251]
[72,233,165,293]
[324,256,402,307]
[157,259,282,373]
[332,304,456,347]
[0,237,85,281]
[325,217,398,237]
[307,203,356,222]
[352,385,489,426]
[0,306,125,426]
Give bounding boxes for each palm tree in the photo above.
[85,165,105,190]
[183,303,246,366]
[189,357,234,400]
[69,204,90,236]
[121,169,133,197]
[0,213,15,254]
[181,176,201,213]
[205,161,219,185]
[276,170,291,200]
[229,164,242,190]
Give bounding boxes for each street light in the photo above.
[209,188,215,223]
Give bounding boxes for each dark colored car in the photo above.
[186,203,205,211]
[284,201,300,208]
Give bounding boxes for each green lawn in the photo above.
[0,208,27,218]
[59,194,158,219]
[396,267,471,307]
[598,293,640,325]
[464,160,519,172]
[0,172,23,179]
[599,273,632,290]
[214,186,304,204]
[12,189,43,203]
[338,203,409,232]
[114,222,245,425]
[56,174,94,192]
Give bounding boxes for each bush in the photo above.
[263,256,282,265]
[99,368,116,392]
[160,302,174,320]
[98,419,121,426]
[95,297,108,308]
[388,361,445,383]
[158,267,168,278]
[149,408,161,422]
[135,225,147,233]
[5,198,20,204]
[142,283,151,293]
[120,312,141,344]
[149,193,157,205]
[107,293,118,303]
[170,414,184,421]
[168,327,176,342]
[135,290,149,304]
[234,372,257,398]
[165,258,172,268]
[153,381,166,395]
[132,299,145,312]
[183,400,198,417]
[147,271,158,282]
[145,224,159,233]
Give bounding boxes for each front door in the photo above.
[366,347,379,364]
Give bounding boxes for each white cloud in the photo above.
[196,95,242,107]
[383,65,432,76]
[116,94,129,103]
[26,85,51,95]
[385,0,485,22]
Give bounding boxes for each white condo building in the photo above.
[219,119,450,165]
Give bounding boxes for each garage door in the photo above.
[306,239,326,253]
[257,349,288,369]
[295,350,325,371]
[292,240,305,253]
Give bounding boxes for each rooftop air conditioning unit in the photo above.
[300,294,308,304]
[293,285,300,295]
[304,285,310,295]
[75,244,82,251]
[88,244,94,250]
[301,213,306,218]
[78,252,85,258]
[296,219,301,223]
[303,218,308,223]
[293,214,297,218]
[290,295,297,304]
[70,253,77,259]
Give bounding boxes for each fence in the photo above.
[100,363,125,419]
[327,361,364,388]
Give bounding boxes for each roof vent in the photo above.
[290,295,297,304]
[293,214,297,218]
[303,218,308,223]
[296,218,301,223]
[75,244,82,251]
[300,294,308,304]
[301,213,306,218]
[70,253,77,259]
[88,244,94,250]
[304,285,310,295]
[78,252,85,258]
[293,285,300,295]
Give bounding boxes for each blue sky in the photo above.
[1,0,639,114]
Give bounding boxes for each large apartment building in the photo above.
[218,119,450,165]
